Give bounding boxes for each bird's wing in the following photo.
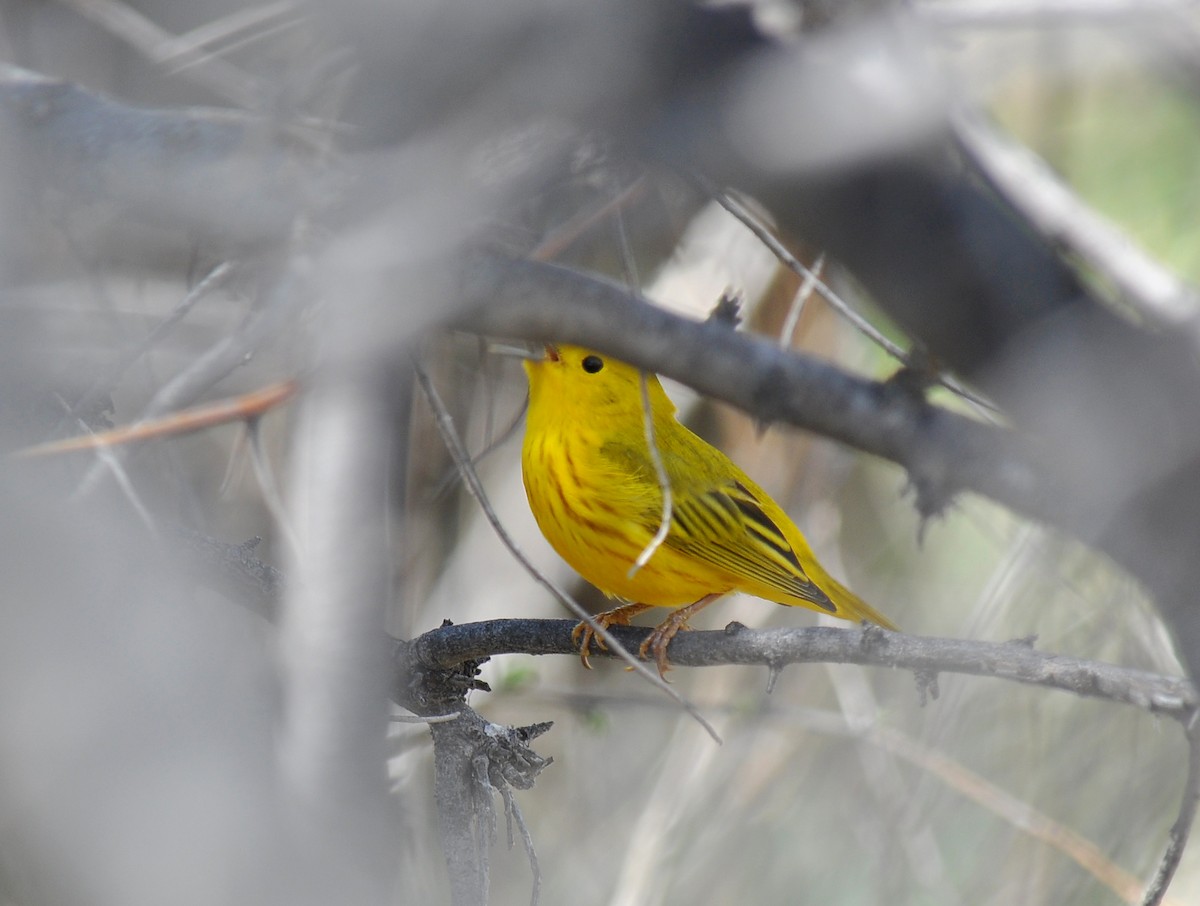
[662,479,836,611]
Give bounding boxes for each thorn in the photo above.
[707,289,743,327]
[516,721,554,742]
[914,668,940,706]
[765,662,783,695]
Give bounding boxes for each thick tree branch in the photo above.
[456,252,1057,524]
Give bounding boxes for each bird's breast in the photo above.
[521,426,727,605]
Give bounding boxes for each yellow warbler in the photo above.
[521,343,896,674]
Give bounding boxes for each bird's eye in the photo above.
[581,355,604,374]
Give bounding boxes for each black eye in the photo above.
[581,355,604,374]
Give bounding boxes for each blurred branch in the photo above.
[173,529,282,620]
[405,619,1198,721]
[17,380,297,458]
[51,0,265,107]
[457,253,1055,523]
[920,0,1192,29]
[69,261,236,420]
[953,109,1200,329]
[161,2,304,70]
[0,66,321,246]
[873,725,1187,906]
[1142,721,1200,906]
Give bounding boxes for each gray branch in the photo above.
[455,252,1059,525]
[405,618,1197,721]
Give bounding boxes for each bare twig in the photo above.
[390,711,461,724]
[528,176,649,263]
[613,201,674,581]
[70,275,298,496]
[779,251,825,348]
[52,0,264,107]
[162,2,304,72]
[17,381,297,458]
[245,418,303,561]
[430,390,529,501]
[500,787,541,906]
[921,0,1190,29]
[627,371,673,579]
[875,725,1180,906]
[49,394,157,532]
[1142,716,1200,906]
[70,261,235,420]
[689,173,998,415]
[412,361,721,744]
[160,2,299,59]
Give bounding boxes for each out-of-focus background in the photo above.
[0,1,1196,904]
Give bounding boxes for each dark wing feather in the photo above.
[665,480,836,612]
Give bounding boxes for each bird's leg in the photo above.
[642,593,722,677]
[572,603,653,669]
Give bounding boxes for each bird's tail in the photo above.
[818,571,898,631]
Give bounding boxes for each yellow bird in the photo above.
[521,343,896,675]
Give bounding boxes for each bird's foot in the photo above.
[638,610,697,679]
[638,593,723,678]
[571,603,652,669]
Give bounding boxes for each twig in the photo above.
[921,0,1190,29]
[528,175,649,263]
[611,199,674,581]
[412,361,722,744]
[52,0,264,107]
[163,3,305,74]
[390,711,461,724]
[17,381,297,458]
[158,1,299,63]
[627,371,673,579]
[70,261,235,421]
[70,274,298,496]
[1141,715,1200,906]
[245,418,303,561]
[430,391,529,501]
[875,725,1178,906]
[500,787,541,906]
[49,393,157,532]
[779,251,825,348]
[689,173,999,415]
